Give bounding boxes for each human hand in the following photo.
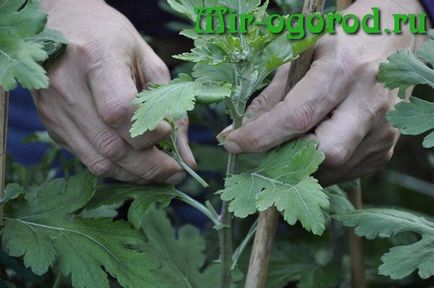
[34,0,195,184]
[222,0,427,186]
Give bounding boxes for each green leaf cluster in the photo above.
[2,173,167,288]
[131,0,321,136]
[379,30,434,148]
[219,140,329,235]
[335,209,434,280]
[0,0,65,90]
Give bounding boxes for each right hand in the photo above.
[34,0,195,184]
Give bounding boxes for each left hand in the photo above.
[221,0,427,186]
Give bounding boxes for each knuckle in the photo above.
[36,102,56,124]
[46,131,64,146]
[247,133,269,152]
[95,129,126,160]
[250,94,270,113]
[156,63,170,80]
[139,159,165,180]
[325,145,349,168]
[176,118,189,129]
[88,159,116,177]
[371,95,391,117]
[384,149,394,162]
[384,127,400,144]
[101,101,131,127]
[285,102,314,132]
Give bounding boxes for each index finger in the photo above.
[88,62,171,150]
[224,59,354,154]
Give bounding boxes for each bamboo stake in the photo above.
[244,208,279,288]
[0,87,8,226]
[347,180,366,288]
[244,1,325,287]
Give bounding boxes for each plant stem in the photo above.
[0,87,8,226]
[170,129,209,188]
[348,180,366,288]
[231,219,258,270]
[179,160,209,188]
[175,189,219,225]
[219,115,242,288]
[219,152,236,288]
[52,273,63,288]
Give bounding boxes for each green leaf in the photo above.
[131,72,232,136]
[3,173,165,288]
[378,33,434,97]
[174,38,229,65]
[219,140,329,235]
[131,74,198,136]
[28,29,67,60]
[325,185,354,215]
[266,242,341,288]
[141,207,220,288]
[219,0,261,14]
[192,63,235,84]
[387,97,434,148]
[335,208,434,279]
[167,0,205,21]
[1,183,24,204]
[0,0,50,90]
[87,184,177,229]
[260,33,295,72]
[195,82,232,104]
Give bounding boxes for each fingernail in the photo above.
[167,172,186,185]
[224,140,242,154]
[217,127,233,144]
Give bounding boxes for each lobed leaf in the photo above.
[131,73,232,136]
[219,140,329,235]
[387,97,434,148]
[85,184,177,229]
[131,74,199,136]
[335,208,434,279]
[0,0,51,90]
[3,173,166,288]
[378,32,434,97]
[266,242,341,288]
[141,207,220,288]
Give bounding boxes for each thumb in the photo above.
[176,118,196,169]
[217,64,290,141]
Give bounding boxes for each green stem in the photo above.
[52,273,62,288]
[179,160,209,188]
[219,115,242,288]
[169,127,209,188]
[175,189,219,226]
[231,219,258,270]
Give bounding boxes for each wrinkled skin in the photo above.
[36,0,195,184]
[222,0,428,186]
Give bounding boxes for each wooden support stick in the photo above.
[244,208,279,288]
[244,1,325,288]
[348,180,367,288]
[0,87,8,226]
